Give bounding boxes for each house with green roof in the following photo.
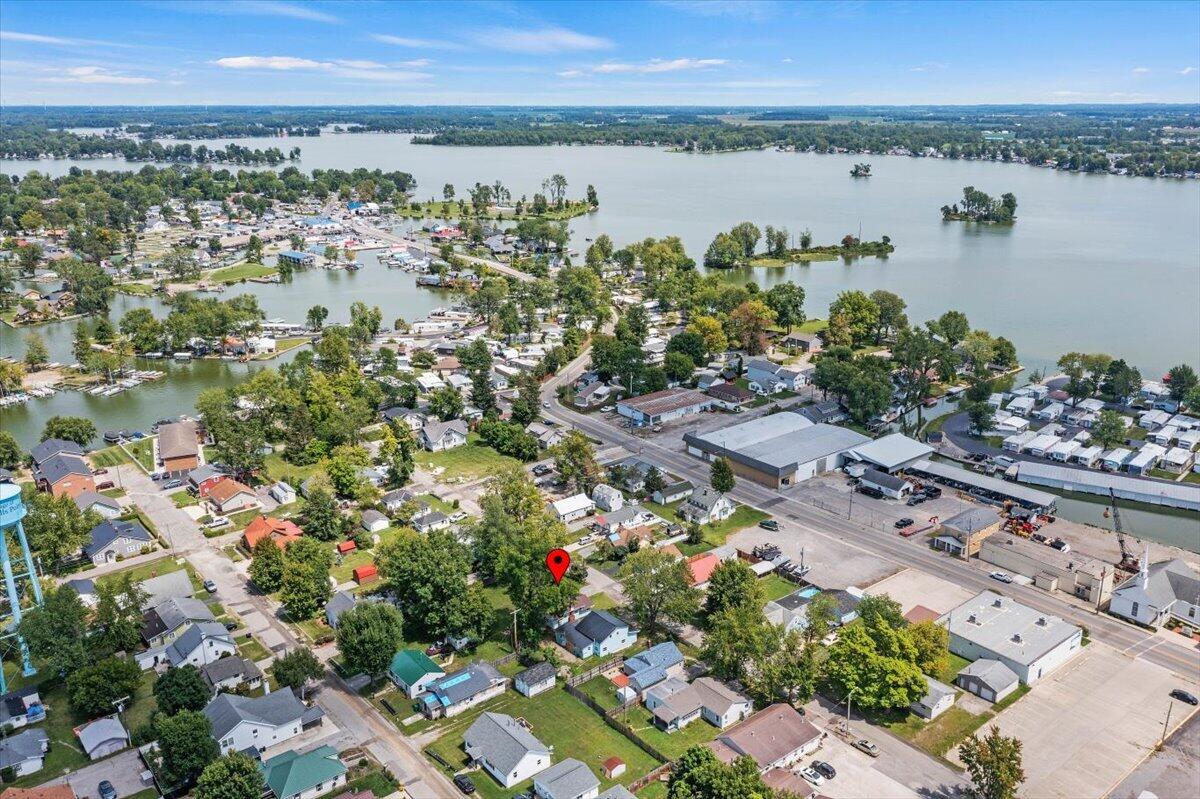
[388,649,445,698]
[260,745,347,799]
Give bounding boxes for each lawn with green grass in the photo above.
[97,558,202,592]
[933,653,972,686]
[226,507,263,529]
[576,674,622,711]
[263,452,327,485]
[237,635,272,663]
[426,687,662,799]
[124,437,156,472]
[884,682,1031,759]
[89,445,131,468]
[616,704,720,760]
[759,573,801,602]
[677,506,770,556]
[170,490,198,508]
[209,262,278,283]
[415,434,523,482]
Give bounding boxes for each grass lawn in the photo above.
[116,282,155,297]
[89,445,131,468]
[295,616,332,642]
[226,508,263,529]
[616,704,720,760]
[237,635,272,663]
[884,682,1031,759]
[1184,471,1200,484]
[590,593,617,611]
[221,544,246,562]
[125,437,156,472]
[254,336,309,360]
[642,500,682,521]
[749,252,838,266]
[170,490,198,508]
[331,547,377,584]
[576,674,622,712]
[677,506,770,556]
[415,434,522,482]
[97,558,203,593]
[638,781,668,799]
[419,493,458,514]
[263,451,328,486]
[209,261,278,283]
[426,687,662,799]
[933,653,972,686]
[759,573,801,602]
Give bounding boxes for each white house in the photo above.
[269,481,297,505]
[360,509,389,533]
[533,759,600,799]
[421,419,468,452]
[551,493,595,523]
[463,712,552,789]
[0,728,48,776]
[136,622,237,670]
[592,484,624,513]
[204,690,320,754]
[859,467,912,499]
[693,677,753,729]
[677,487,735,524]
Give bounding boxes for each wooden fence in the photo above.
[566,655,625,687]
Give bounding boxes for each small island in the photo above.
[702,223,894,268]
[850,163,872,177]
[941,185,1017,223]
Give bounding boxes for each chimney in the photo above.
[1011,633,1023,644]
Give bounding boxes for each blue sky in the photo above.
[1,0,1198,106]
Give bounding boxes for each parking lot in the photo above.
[800,732,920,799]
[949,641,1200,799]
[730,519,903,590]
[864,568,975,615]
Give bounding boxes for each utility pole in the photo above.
[511,608,519,653]
[846,686,857,725]
[1160,701,1173,747]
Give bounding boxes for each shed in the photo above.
[352,564,378,585]
[514,662,557,698]
[956,658,1019,703]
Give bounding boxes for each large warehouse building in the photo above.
[941,591,1082,684]
[682,413,870,488]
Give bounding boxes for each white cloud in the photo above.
[592,58,727,74]
[1132,66,1150,74]
[473,26,612,54]
[166,1,340,24]
[213,54,431,81]
[557,69,585,79]
[781,57,793,63]
[659,1,777,20]
[911,61,948,73]
[1181,67,1198,75]
[397,59,433,68]
[42,66,157,85]
[371,34,464,50]
[0,30,75,45]
[713,78,818,88]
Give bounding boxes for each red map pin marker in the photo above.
[546,548,571,584]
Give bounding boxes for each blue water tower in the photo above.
[0,479,44,692]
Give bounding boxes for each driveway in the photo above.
[50,750,148,799]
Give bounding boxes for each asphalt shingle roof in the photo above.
[84,519,152,558]
[203,689,308,740]
[463,712,550,777]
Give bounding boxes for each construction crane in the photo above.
[1105,487,1140,573]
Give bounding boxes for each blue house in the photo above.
[622,642,684,693]
[555,609,637,659]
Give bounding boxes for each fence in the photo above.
[566,656,624,687]
[629,763,672,794]
[563,682,672,767]
[490,651,520,669]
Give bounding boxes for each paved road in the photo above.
[113,465,459,798]
[539,352,1200,681]
[348,220,535,283]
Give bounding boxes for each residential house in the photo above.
[1108,558,1200,628]
[189,464,228,496]
[61,578,97,607]
[677,487,735,525]
[0,785,76,799]
[744,359,805,394]
[594,504,658,536]
[204,689,322,754]
[137,570,194,610]
[0,688,45,732]
[36,453,94,499]
[708,704,824,771]
[200,656,263,693]
[910,676,956,720]
[73,491,122,520]
[260,745,347,799]
[388,650,446,699]
[380,407,426,432]
[381,488,419,515]
[692,677,753,729]
[644,678,703,732]
[781,332,822,354]
[794,400,848,426]
[955,659,1019,703]
[420,419,469,452]
[706,383,755,412]
[532,759,600,799]
[244,515,303,550]
[764,588,861,634]
[411,508,451,533]
[514,662,556,698]
[30,439,83,470]
[622,642,685,695]
[141,596,215,646]
[419,662,507,718]
[324,591,358,630]
[360,510,389,533]
[136,621,237,669]
[0,729,48,777]
[931,507,1003,557]
[270,481,297,505]
[685,552,721,590]
[84,519,152,565]
[652,480,693,505]
[552,493,596,523]
[75,716,128,760]
[556,609,637,659]
[157,421,201,476]
[573,381,612,409]
[207,478,259,515]
[591,484,624,513]
[527,422,565,449]
[463,712,552,788]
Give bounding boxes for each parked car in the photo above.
[204,516,231,529]
[758,519,780,531]
[541,401,551,408]
[852,739,879,757]
[450,511,468,523]
[923,486,942,499]
[162,478,183,490]
[907,495,925,506]
[857,485,884,499]
[1170,689,1199,705]
[203,579,218,594]
[93,468,109,475]
[799,767,825,786]
[812,761,837,780]
[223,620,238,631]
[453,774,476,794]
[95,480,115,490]
[98,781,117,799]
[1050,538,1070,552]
[894,518,914,529]
[532,464,552,476]
[990,571,1014,584]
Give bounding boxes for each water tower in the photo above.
[0,479,44,693]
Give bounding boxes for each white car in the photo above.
[204,516,231,529]
[449,511,468,522]
[799,767,825,786]
[990,570,1014,584]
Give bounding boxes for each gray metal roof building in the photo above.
[1014,461,1200,512]
[908,459,1058,511]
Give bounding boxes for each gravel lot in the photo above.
[864,568,976,615]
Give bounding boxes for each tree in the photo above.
[668,746,771,799]
[869,290,908,343]
[663,350,696,384]
[686,315,728,356]
[154,665,212,716]
[801,592,838,646]
[551,430,601,494]
[336,602,406,679]
[965,400,994,435]
[1167,364,1198,401]
[1091,409,1128,449]
[271,648,324,698]
[377,529,472,640]
[729,222,761,257]
[702,604,776,682]
[67,656,141,716]
[725,299,775,354]
[857,593,906,630]
[248,536,286,592]
[765,282,806,333]
[300,479,344,541]
[21,486,101,565]
[155,710,219,790]
[427,385,464,421]
[703,560,764,620]
[1101,359,1141,402]
[823,622,926,711]
[91,572,148,656]
[23,332,48,368]
[908,620,949,677]
[280,537,332,620]
[0,431,21,470]
[196,753,264,799]
[710,457,735,494]
[306,305,329,331]
[42,415,97,446]
[703,232,743,269]
[828,291,880,347]
[934,310,970,346]
[960,726,1026,799]
[19,585,90,677]
[619,548,700,636]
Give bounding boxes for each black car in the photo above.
[812,761,837,780]
[924,486,942,499]
[759,519,780,531]
[98,781,117,799]
[894,518,914,529]
[453,774,476,794]
[906,495,925,506]
[1170,689,1199,705]
[857,485,884,499]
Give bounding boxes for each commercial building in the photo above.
[930,507,1003,557]
[845,433,933,473]
[617,388,713,426]
[859,467,912,499]
[941,591,1083,684]
[708,704,824,771]
[978,535,1113,605]
[683,414,869,488]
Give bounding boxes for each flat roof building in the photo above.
[940,591,1082,684]
[979,535,1113,605]
[616,388,713,426]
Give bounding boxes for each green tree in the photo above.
[155,710,219,790]
[828,290,881,347]
[377,529,472,640]
[801,592,838,646]
[280,537,332,620]
[271,648,324,698]
[703,231,743,269]
[702,603,776,681]
[725,299,775,354]
[1167,364,1198,401]
[196,753,264,799]
[91,572,148,656]
[300,479,344,541]
[550,430,601,494]
[765,282,806,333]
[857,593,906,630]
[336,602,406,679]
[24,332,49,368]
[710,456,735,494]
[154,665,213,716]
[18,585,90,677]
[685,315,728,356]
[21,486,102,565]
[869,290,908,343]
[960,726,1026,799]
[908,619,950,677]
[248,536,286,592]
[0,431,21,470]
[1091,409,1128,449]
[934,309,971,346]
[306,305,328,331]
[703,559,763,620]
[427,385,464,421]
[619,548,700,637]
[41,415,97,446]
[823,622,926,711]
[67,656,141,716]
[668,746,771,799]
